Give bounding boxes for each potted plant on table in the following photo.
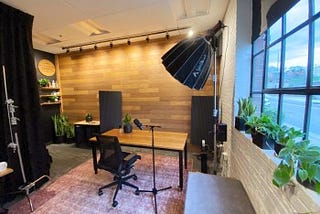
[85,113,93,122]
[122,113,133,133]
[273,139,320,193]
[235,97,256,131]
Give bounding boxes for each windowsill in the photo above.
[240,130,320,205]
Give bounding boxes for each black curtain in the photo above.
[0,2,50,192]
[252,0,261,42]
[267,0,300,28]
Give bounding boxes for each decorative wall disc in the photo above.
[38,59,55,76]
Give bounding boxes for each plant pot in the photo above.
[297,174,317,192]
[123,124,132,133]
[251,132,267,148]
[54,135,65,144]
[85,115,93,122]
[274,142,285,155]
[235,116,246,131]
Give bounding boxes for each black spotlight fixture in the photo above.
[161,20,225,175]
[110,42,113,48]
[79,47,83,52]
[94,44,98,50]
[146,35,150,42]
[127,39,131,45]
[66,49,70,53]
[161,36,213,90]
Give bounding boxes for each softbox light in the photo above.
[161,36,213,90]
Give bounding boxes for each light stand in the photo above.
[2,65,50,212]
[137,125,172,214]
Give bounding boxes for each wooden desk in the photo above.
[90,129,188,190]
[0,168,13,178]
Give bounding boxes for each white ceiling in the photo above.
[1,0,229,54]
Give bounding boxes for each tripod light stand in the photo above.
[133,119,171,214]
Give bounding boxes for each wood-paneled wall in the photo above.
[56,36,218,133]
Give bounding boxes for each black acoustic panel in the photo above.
[191,96,218,149]
[99,91,122,133]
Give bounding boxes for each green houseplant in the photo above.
[122,113,133,133]
[235,97,256,131]
[274,126,304,155]
[85,113,93,122]
[38,78,50,87]
[273,139,320,193]
[245,113,275,148]
[51,114,65,143]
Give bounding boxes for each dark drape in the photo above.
[0,2,50,191]
[266,0,300,28]
[252,0,261,42]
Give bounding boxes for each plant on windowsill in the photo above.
[235,97,256,131]
[122,113,132,133]
[245,113,275,148]
[273,138,320,194]
[274,126,304,155]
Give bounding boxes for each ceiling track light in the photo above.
[66,49,70,53]
[61,26,190,51]
[110,42,113,48]
[79,47,82,52]
[94,44,98,50]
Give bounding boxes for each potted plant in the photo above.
[122,113,133,133]
[48,94,59,102]
[245,113,274,148]
[85,113,93,122]
[273,139,320,193]
[274,126,304,155]
[51,114,65,143]
[38,78,50,87]
[64,119,75,143]
[235,97,256,131]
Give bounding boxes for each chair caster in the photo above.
[112,200,118,207]
[98,189,103,196]
[133,175,137,180]
[135,189,140,195]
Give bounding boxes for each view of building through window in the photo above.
[251,0,320,145]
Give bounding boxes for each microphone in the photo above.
[133,118,143,130]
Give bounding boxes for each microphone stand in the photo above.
[138,125,172,214]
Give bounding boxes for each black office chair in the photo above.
[96,135,141,207]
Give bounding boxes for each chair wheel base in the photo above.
[98,190,103,196]
[135,189,140,195]
[133,175,137,180]
[112,200,118,207]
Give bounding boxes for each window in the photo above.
[251,0,320,146]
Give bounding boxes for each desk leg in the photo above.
[179,150,183,190]
[184,142,187,169]
[91,142,98,174]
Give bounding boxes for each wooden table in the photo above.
[89,129,188,190]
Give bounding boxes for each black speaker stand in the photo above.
[138,125,172,214]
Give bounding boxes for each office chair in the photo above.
[96,135,141,207]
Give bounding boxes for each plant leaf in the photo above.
[297,168,308,182]
[273,162,293,187]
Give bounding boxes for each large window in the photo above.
[251,0,320,145]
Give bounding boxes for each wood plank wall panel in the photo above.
[56,36,219,133]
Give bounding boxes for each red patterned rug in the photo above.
[8,153,191,214]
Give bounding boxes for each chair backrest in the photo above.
[96,135,123,172]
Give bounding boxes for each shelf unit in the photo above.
[39,87,61,106]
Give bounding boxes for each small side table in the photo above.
[74,120,100,148]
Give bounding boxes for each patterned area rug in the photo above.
[8,153,191,214]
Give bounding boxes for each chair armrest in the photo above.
[124,153,141,166]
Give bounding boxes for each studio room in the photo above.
[0,0,319,213]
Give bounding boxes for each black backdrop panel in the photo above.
[99,91,122,133]
[191,96,218,148]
